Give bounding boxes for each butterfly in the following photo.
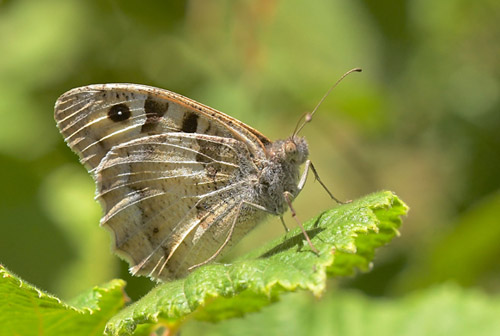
[54,69,360,281]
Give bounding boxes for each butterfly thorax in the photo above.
[256,136,309,215]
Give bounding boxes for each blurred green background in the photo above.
[0,0,499,333]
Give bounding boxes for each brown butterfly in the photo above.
[54,69,360,281]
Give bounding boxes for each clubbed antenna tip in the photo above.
[293,68,362,137]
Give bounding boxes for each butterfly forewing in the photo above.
[54,84,270,174]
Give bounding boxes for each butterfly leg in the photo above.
[283,191,319,254]
[187,200,271,272]
[280,216,290,232]
[298,160,345,204]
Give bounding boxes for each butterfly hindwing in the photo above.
[96,132,262,279]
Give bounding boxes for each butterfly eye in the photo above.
[108,103,131,122]
[284,141,297,154]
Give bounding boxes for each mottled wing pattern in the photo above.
[54,84,270,173]
[97,133,265,279]
[54,84,271,280]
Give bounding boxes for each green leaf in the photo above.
[105,190,408,335]
[0,266,127,336]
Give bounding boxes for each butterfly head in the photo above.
[269,136,309,165]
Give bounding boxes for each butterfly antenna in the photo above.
[293,68,362,137]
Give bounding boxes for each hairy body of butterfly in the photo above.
[55,84,311,281]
